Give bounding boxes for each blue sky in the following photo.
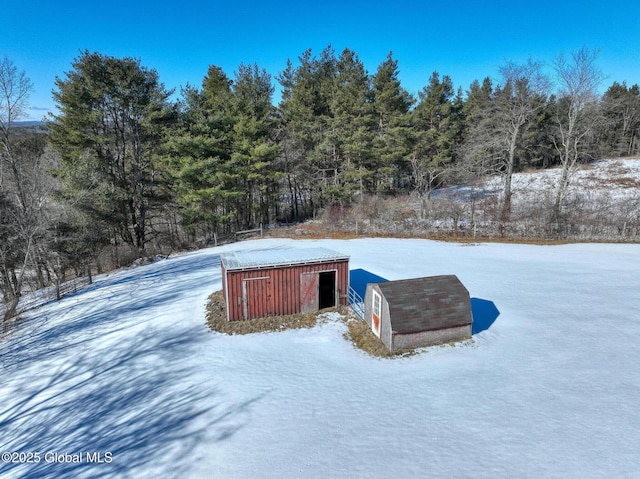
[5,0,640,120]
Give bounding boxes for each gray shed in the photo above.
[363,275,472,352]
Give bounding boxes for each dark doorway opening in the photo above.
[318,271,336,309]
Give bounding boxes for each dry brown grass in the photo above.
[267,224,573,245]
[341,313,473,358]
[205,289,403,356]
[206,290,318,335]
[607,177,640,188]
[342,315,416,358]
[206,290,472,358]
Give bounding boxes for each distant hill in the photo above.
[12,121,46,127]
[8,121,48,135]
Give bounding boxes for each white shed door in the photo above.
[372,291,381,337]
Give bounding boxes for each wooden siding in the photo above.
[243,276,271,319]
[300,272,319,313]
[223,259,349,321]
[364,284,392,348]
[392,324,471,350]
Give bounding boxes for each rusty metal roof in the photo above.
[221,247,349,271]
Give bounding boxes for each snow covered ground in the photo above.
[483,157,640,205]
[1,237,640,478]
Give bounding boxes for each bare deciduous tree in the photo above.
[0,59,62,326]
[0,57,32,127]
[1,56,33,187]
[0,57,35,321]
[462,60,550,227]
[551,47,604,222]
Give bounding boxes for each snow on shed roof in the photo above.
[221,247,349,271]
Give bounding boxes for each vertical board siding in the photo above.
[300,272,319,313]
[243,276,271,320]
[224,259,349,321]
[221,262,228,320]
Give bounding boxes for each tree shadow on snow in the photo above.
[1,253,223,370]
[13,252,222,320]
[81,252,222,294]
[0,326,263,479]
[0,250,262,478]
[471,298,500,335]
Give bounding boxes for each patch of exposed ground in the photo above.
[341,315,418,358]
[206,290,319,334]
[206,290,469,358]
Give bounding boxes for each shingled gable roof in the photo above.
[374,275,472,334]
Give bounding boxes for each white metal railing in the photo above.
[348,286,364,320]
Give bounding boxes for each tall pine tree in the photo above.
[50,51,174,252]
[164,65,236,238]
[230,63,281,228]
[277,46,337,215]
[371,52,414,191]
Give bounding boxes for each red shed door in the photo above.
[300,272,318,313]
[242,276,271,320]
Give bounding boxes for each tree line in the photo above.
[1,47,639,319]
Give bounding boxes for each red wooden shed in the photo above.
[220,247,350,321]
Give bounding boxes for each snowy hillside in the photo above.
[314,157,640,241]
[484,157,640,204]
[1,238,640,478]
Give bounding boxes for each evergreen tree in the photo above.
[277,46,337,215]
[462,77,493,127]
[371,52,414,190]
[50,51,174,252]
[457,77,494,177]
[327,48,375,202]
[165,66,236,238]
[230,63,281,228]
[410,72,461,199]
[600,81,640,156]
[166,63,280,236]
